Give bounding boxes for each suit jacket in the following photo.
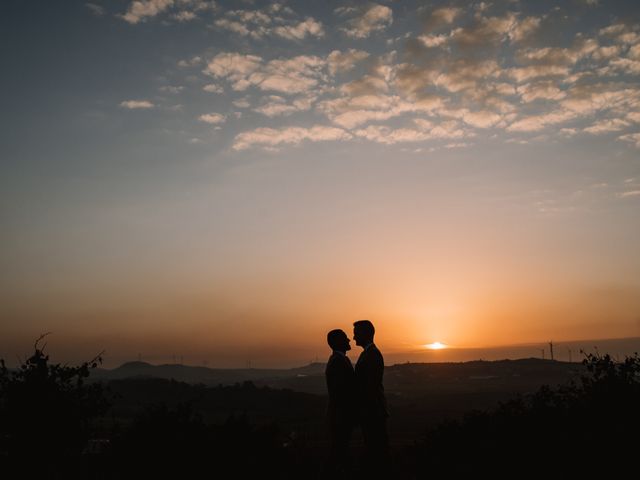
[325,352,355,424]
[354,344,389,421]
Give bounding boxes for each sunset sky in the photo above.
[1,0,639,367]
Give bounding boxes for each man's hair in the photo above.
[353,319,375,337]
[327,329,347,350]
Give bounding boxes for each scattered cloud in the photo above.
[273,18,325,40]
[121,0,215,24]
[507,110,577,132]
[253,95,315,117]
[198,113,226,124]
[159,85,184,94]
[121,0,174,24]
[111,3,640,152]
[619,132,640,148]
[418,34,449,48]
[213,8,323,42]
[204,53,326,95]
[85,3,105,16]
[341,4,393,39]
[327,49,370,76]
[203,83,224,93]
[119,100,154,109]
[232,97,250,108]
[178,56,202,68]
[353,119,466,145]
[424,7,461,32]
[233,125,351,150]
[173,10,196,22]
[617,190,640,197]
[583,118,630,134]
[518,81,566,102]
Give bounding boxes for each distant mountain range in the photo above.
[92,360,327,387]
[93,336,640,387]
[92,356,591,397]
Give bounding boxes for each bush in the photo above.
[0,334,110,463]
[406,352,640,477]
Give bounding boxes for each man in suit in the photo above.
[325,328,356,475]
[353,319,389,474]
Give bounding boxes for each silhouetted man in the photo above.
[353,319,388,475]
[325,329,355,476]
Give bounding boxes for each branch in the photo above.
[34,332,52,352]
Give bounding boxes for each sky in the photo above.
[1,0,640,367]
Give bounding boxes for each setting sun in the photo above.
[425,342,448,350]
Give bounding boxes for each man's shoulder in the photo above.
[327,353,353,370]
[359,345,384,365]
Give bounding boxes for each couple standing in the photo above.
[325,320,388,477]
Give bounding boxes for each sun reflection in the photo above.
[424,342,447,350]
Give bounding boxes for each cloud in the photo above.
[507,64,570,83]
[121,0,174,24]
[327,49,370,76]
[215,9,323,41]
[459,110,503,128]
[199,113,226,124]
[159,85,183,94]
[607,58,640,75]
[205,53,327,95]
[340,75,389,96]
[418,34,449,48]
[506,110,577,132]
[451,13,518,47]
[627,112,640,123]
[619,132,640,148]
[119,100,154,109]
[434,59,500,92]
[517,39,598,66]
[599,24,625,37]
[214,18,252,37]
[583,118,630,134]
[591,45,622,61]
[353,119,466,145]
[233,125,351,150]
[203,83,224,93]
[121,0,212,24]
[395,57,501,98]
[247,56,326,94]
[319,93,443,129]
[518,81,566,102]
[560,85,640,115]
[273,18,325,40]
[253,95,315,117]
[629,44,640,61]
[423,7,461,31]
[173,11,196,21]
[445,13,541,49]
[232,98,250,108]
[354,125,431,144]
[85,3,105,16]
[510,16,541,42]
[341,4,393,39]
[178,56,202,68]
[617,190,640,197]
[204,52,263,87]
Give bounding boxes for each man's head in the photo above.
[353,320,375,347]
[327,329,351,353]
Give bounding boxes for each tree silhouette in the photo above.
[406,352,640,477]
[0,334,110,465]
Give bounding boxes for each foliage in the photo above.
[405,352,640,477]
[0,334,110,460]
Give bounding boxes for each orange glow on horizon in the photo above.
[424,342,447,350]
